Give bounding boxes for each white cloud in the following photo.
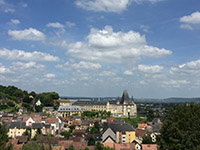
[180,24,193,30]
[75,0,164,13]
[170,59,200,75]
[45,73,56,78]
[13,61,45,70]
[4,7,15,13]
[75,0,131,13]
[0,63,11,73]
[163,80,189,88]
[10,19,20,24]
[140,25,149,32]
[8,28,45,41]
[124,70,133,75]
[138,64,163,73]
[140,80,147,85]
[66,21,76,27]
[99,71,116,76]
[57,61,101,70]
[0,48,60,62]
[180,11,200,24]
[0,0,15,13]
[47,22,64,28]
[67,26,172,64]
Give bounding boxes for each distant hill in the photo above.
[61,96,200,103]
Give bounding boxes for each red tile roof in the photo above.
[45,118,58,123]
[142,144,158,150]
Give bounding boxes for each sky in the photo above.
[0,0,200,98]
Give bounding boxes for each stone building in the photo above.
[73,90,137,117]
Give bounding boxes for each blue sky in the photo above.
[0,0,200,98]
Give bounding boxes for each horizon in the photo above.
[0,0,200,98]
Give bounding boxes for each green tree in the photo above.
[88,137,95,146]
[142,136,154,144]
[159,103,200,150]
[69,145,74,150]
[60,131,71,140]
[94,142,104,150]
[0,124,12,150]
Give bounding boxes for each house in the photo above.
[142,144,158,150]
[6,138,23,150]
[138,123,148,129]
[45,117,60,135]
[16,136,28,144]
[2,113,14,123]
[31,123,52,138]
[103,143,136,150]
[57,105,82,117]
[22,115,42,127]
[102,123,135,143]
[7,122,26,138]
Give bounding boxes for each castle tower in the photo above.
[120,90,130,104]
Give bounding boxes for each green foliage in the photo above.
[60,131,71,140]
[36,92,59,106]
[115,116,146,128]
[22,141,47,150]
[35,105,44,112]
[159,103,200,150]
[7,100,15,107]
[89,122,100,134]
[0,124,12,150]
[142,136,154,144]
[22,103,33,112]
[94,142,104,150]
[69,145,74,150]
[23,127,32,140]
[88,137,95,146]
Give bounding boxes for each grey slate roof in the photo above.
[57,106,82,112]
[8,122,26,129]
[73,100,107,106]
[120,90,130,104]
[32,123,44,129]
[104,123,135,134]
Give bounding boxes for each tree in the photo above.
[69,145,74,150]
[142,136,154,144]
[88,137,95,146]
[159,103,200,150]
[0,124,12,150]
[94,142,104,150]
[60,131,71,140]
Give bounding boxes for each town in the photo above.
[0,85,166,150]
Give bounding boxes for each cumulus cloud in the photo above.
[0,63,11,73]
[162,80,189,88]
[10,19,20,24]
[99,71,116,76]
[67,26,172,64]
[180,24,193,30]
[0,48,60,62]
[8,28,45,41]
[138,64,163,73]
[75,0,131,13]
[13,61,45,70]
[180,11,200,30]
[124,70,133,75]
[66,21,76,27]
[170,59,200,75]
[75,0,164,13]
[46,22,64,28]
[57,61,101,70]
[45,73,56,78]
[180,11,200,24]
